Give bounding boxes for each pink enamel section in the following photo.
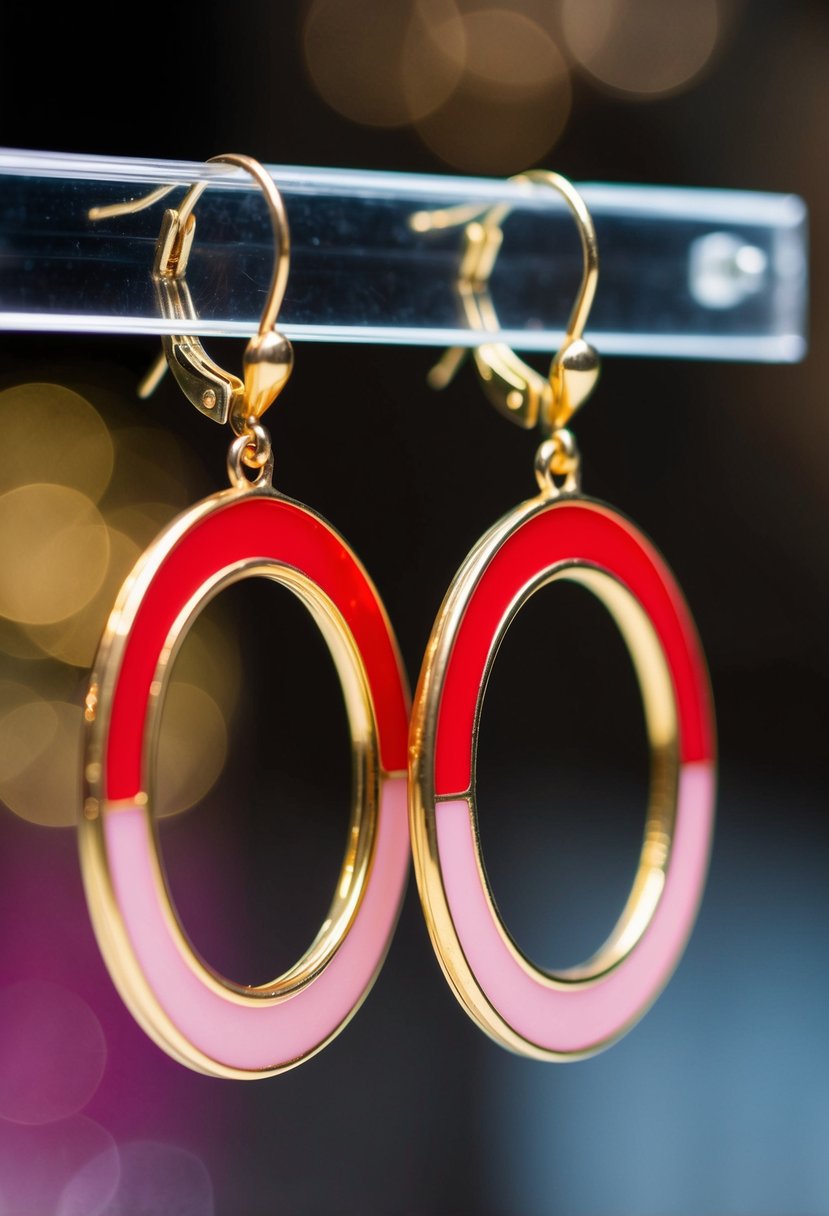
[435,762,714,1053]
[103,776,408,1072]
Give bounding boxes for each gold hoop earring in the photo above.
[80,156,410,1079]
[409,170,716,1060]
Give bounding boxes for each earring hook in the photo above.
[423,170,600,437]
[90,156,293,430]
[163,155,290,335]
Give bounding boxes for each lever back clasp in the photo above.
[90,155,294,433]
[420,170,600,437]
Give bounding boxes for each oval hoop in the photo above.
[81,488,410,1078]
[409,495,715,1059]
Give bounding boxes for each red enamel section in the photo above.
[106,497,408,800]
[434,502,713,796]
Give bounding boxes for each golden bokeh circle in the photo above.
[0,383,114,502]
[415,10,571,173]
[0,616,50,661]
[303,0,465,127]
[155,681,229,819]
[25,528,141,668]
[0,698,82,827]
[458,8,565,98]
[104,502,181,550]
[561,0,721,98]
[171,610,242,721]
[0,378,233,829]
[107,428,203,514]
[0,485,110,626]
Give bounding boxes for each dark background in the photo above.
[1,2,828,1213]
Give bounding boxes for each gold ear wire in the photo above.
[90,155,293,429]
[421,170,600,437]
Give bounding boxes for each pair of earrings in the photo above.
[79,156,716,1078]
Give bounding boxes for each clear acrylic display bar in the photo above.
[0,149,808,362]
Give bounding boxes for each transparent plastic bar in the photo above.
[0,149,808,362]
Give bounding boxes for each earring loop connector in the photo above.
[426,170,600,437]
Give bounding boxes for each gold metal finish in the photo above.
[534,429,581,496]
[421,171,600,438]
[82,155,414,1077]
[408,169,707,1058]
[138,155,295,492]
[227,425,275,489]
[156,155,294,434]
[88,183,178,221]
[90,155,294,435]
[408,494,680,1059]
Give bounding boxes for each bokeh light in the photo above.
[303,0,572,172]
[0,1116,118,1216]
[415,8,571,172]
[0,698,83,826]
[58,1141,121,1216]
[25,528,141,668]
[0,383,114,502]
[0,615,49,661]
[170,609,241,721]
[0,381,237,828]
[561,0,721,98]
[98,1141,213,1216]
[0,628,235,828]
[105,427,202,515]
[0,694,58,787]
[104,502,181,550]
[0,484,110,625]
[303,0,465,128]
[0,980,107,1124]
[156,681,229,819]
[453,7,563,97]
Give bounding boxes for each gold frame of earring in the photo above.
[408,171,716,1060]
[80,156,411,1078]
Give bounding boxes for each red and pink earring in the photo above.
[80,156,410,1078]
[408,171,716,1059]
